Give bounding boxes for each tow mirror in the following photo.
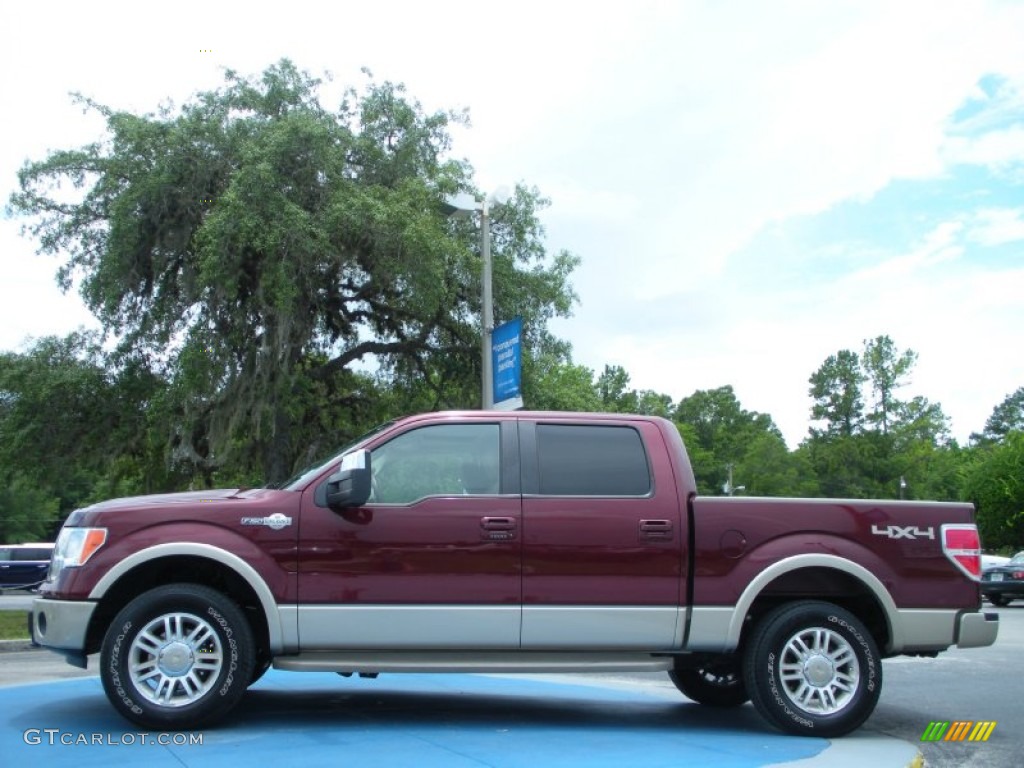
[325,449,372,509]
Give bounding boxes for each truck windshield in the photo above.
[275,420,395,491]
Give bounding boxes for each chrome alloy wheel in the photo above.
[128,612,224,707]
[778,627,860,715]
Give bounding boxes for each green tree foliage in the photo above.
[962,432,1024,549]
[0,333,170,494]
[674,386,781,495]
[808,349,865,437]
[862,335,917,435]
[736,435,819,497]
[635,390,674,418]
[0,477,60,543]
[523,354,603,412]
[973,386,1024,444]
[596,365,639,412]
[802,336,958,500]
[804,432,897,499]
[0,332,174,533]
[9,61,578,485]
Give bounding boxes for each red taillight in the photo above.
[1014,571,1024,580]
[941,524,982,581]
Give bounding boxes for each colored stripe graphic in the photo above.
[968,722,996,742]
[921,721,997,742]
[945,721,973,741]
[921,722,949,741]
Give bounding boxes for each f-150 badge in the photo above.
[241,513,293,531]
[871,524,935,540]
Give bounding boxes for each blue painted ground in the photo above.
[3,670,828,767]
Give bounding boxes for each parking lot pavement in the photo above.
[0,592,37,611]
[1,666,921,768]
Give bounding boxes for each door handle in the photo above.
[481,517,517,541]
[481,517,516,531]
[639,519,673,541]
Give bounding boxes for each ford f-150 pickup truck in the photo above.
[30,410,998,737]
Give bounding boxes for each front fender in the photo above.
[85,541,289,654]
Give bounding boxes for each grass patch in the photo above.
[0,610,30,640]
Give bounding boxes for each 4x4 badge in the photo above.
[871,524,935,540]
[240,513,293,531]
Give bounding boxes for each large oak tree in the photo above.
[9,61,578,484]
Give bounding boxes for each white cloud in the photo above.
[944,125,1024,172]
[967,208,1024,246]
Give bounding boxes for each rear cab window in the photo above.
[534,423,652,496]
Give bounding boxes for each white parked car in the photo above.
[981,554,1012,571]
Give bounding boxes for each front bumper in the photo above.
[31,597,97,652]
[956,610,999,648]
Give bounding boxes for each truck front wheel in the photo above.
[743,600,881,737]
[100,583,255,730]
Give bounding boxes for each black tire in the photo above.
[669,658,749,707]
[100,583,255,730]
[988,595,1010,607]
[743,600,881,737]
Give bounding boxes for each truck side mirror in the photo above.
[325,449,372,509]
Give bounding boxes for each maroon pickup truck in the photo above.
[30,411,997,737]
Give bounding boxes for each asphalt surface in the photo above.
[869,604,1022,768]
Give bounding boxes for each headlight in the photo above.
[48,527,107,580]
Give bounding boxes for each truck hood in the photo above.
[61,487,296,528]
[85,488,271,510]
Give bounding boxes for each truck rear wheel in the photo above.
[669,658,748,707]
[100,583,255,730]
[743,600,881,737]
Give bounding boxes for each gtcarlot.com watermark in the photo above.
[23,729,203,747]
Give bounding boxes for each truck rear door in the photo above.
[518,418,685,649]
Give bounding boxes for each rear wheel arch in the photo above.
[729,555,896,655]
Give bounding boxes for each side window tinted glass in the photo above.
[15,548,52,561]
[370,424,501,504]
[536,424,651,496]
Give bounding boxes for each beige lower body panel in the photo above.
[289,604,683,651]
[274,651,676,674]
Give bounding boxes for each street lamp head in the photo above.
[441,192,479,218]
[488,186,511,206]
[443,188,511,217]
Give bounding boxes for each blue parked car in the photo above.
[0,543,54,590]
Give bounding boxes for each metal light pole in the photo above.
[724,464,745,496]
[442,188,508,411]
[480,198,494,409]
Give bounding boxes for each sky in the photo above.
[1,0,1022,447]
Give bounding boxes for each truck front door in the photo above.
[297,420,522,649]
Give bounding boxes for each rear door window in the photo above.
[535,424,651,496]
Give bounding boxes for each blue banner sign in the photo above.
[492,317,524,410]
